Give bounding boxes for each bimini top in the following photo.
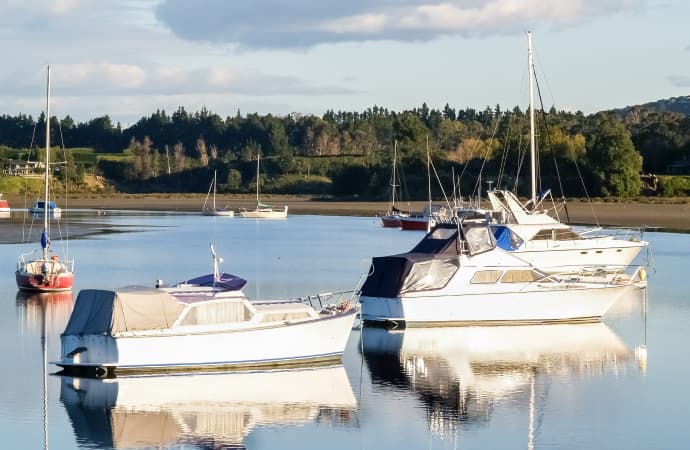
[62,287,185,336]
[361,223,496,298]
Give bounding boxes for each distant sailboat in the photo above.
[380,141,410,228]
[202,170,234,216]
[16,66,75,292]
[239,153,288,219]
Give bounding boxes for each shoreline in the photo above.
[2,194,688,245]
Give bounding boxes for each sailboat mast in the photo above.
[213,170,217,209]
[44,66,51,259]
[256,153,260,205]
[392,141,397,207]
[528,31,537,204]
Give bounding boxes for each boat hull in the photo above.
[16,270,73,292]
[398,217,429,231]
[240,206,288,219]
[56,309,356,374]
[360,283,634,326]
[202,209,235,217]
[380,215,401,228]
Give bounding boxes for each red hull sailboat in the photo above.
[16,66,74,292]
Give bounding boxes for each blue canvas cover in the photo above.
[178,273,247,291]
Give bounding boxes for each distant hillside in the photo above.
[617,95,690,116]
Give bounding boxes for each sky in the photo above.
[0,0,688,127]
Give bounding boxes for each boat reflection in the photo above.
[60,365,357,449]
[15,290,74,335]
[362,322,635,437]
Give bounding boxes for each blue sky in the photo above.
[0,0,688,126]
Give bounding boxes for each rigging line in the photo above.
[496,111,515,189]
[429,153,452,210]
[471,117,501,200]
[533,69,567,203]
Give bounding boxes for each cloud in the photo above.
[0,63,355,98]
[668,75,690,87]
[155,0,646,49]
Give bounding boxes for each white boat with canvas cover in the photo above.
[359,222,645,327]
[60,365,357,449]
[55,247,356,377]
[485,32,647,274]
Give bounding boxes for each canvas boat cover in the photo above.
[361,223,496,298]
[177,272,247,291]
[63,287,186,336]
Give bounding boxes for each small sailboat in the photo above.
[240,153,288,219]
[380,141,409,228]
[16,66,74,292]
[202,170,234,216]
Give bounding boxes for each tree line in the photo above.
[1,102,690,198]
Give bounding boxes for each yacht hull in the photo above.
[360,283,634,326]
[56,308,356,375]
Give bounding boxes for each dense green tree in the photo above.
[584,113,643,197]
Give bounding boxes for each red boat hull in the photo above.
[16,272,74,292]
[380,215,401,228]
[398,217,429,231]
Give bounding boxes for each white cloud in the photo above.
[155,0,646,48]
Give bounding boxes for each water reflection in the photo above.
[59,365,357,449]
[362,323,634,438]
[15,290,74,335]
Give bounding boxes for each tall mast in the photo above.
[212,170,217,209]
[44,66,51,259]
[528,31,536,204]
[256,153,260,204]
[392,141,397,207]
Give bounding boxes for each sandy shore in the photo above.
[2,194,688,244]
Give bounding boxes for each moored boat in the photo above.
[239,153,287,219]
[16,66,74,292]
[202,170,234,216]
[55,285,357,377]
[359,222,645,327]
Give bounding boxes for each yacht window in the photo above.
[428,227,457,240]
[501,270,544,283]
[261,312,311,322]
[470,270,502,284]
[531,228,581,241]
[179,302,250,326]
[463,226,495,255]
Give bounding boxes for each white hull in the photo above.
[202,209,235,217]
[361,282,635,326]
[58,309,356,373]
[240,206,288,219]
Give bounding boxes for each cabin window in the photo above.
[530,228,581,241]
[470,270,502,284]
[261,312,311,323]
[501,270,543,283]
[179,302,250,326]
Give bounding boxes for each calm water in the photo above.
[0,212,688,449]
